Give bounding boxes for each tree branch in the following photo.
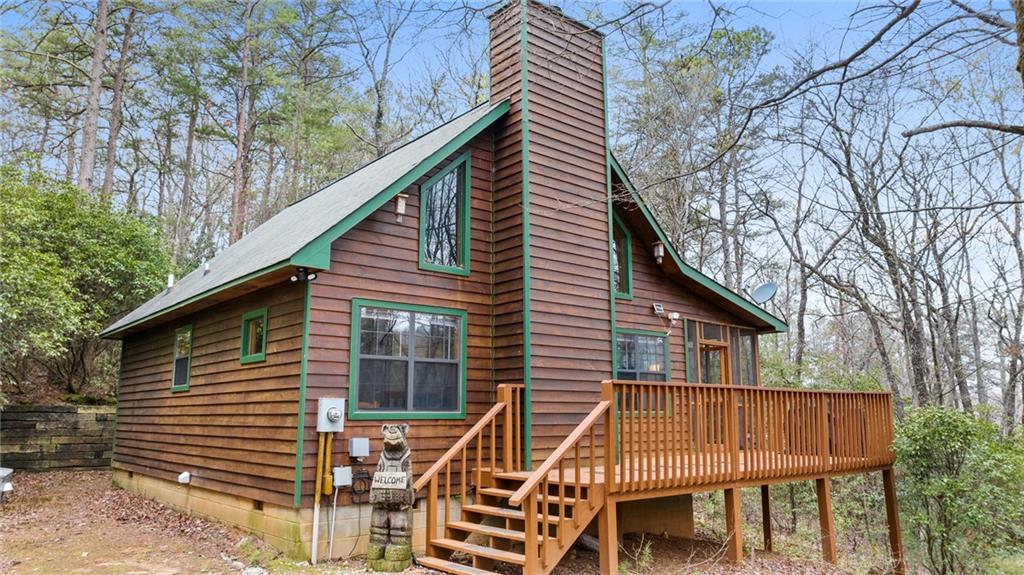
[902,120,1024,137]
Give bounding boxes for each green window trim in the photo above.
[615,328,673,416]
[615,328,671,381]
[170,324,193,393]
[418,150,472,276]
[240,307,268,364]
[612,213,633,300]
[348,298,468,421]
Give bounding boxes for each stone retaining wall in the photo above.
[0,405,115,470]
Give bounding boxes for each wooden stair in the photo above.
[421,469,605,575]
[414,384,613,575]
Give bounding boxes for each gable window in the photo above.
[240,308,268,364]
[616,330,668,381]
[171,325,192,392]
[612,215,632,298]
[419,151,470,275]
[350,299,466,419]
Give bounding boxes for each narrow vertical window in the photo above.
[685,319,698,382]
[740,329,758,386]
[240,308,268,364]
[171,325,192,392]
[419,152,470,275]
[612,214,632,298]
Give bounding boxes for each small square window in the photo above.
[240,308,268,364]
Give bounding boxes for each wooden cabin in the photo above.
[101,2,904,573]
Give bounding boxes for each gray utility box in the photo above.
[316,398,346,433]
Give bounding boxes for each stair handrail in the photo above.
[507,398,612,572]
[507,400,611,506]
[412,383,523,492]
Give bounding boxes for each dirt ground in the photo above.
[0,471,845,575]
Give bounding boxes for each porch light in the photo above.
[653,241,665,265]
[395,193,409,223]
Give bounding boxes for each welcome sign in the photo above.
[371,471,408,490]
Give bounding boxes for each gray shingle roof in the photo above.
[102,100,509,337]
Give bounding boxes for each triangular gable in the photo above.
[101,100,510,338]
[609,154,788,333]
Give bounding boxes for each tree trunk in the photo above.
[229,1,255,244]
[65,114,79,182]
[794,269,808,384]
[78,0,109,192]
[100,7,137,204]
[965,252,987,407]
[174,98,199,265]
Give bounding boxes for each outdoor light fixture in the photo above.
[290,267,318,283]
[395,193,408,223]
[652,241,665,265]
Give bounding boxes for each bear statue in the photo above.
[367,423,414,572]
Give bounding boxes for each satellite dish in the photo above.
[750,282,778,305]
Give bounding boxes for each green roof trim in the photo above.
[290,100,509,271]
[102,261,292,338]
[101,101,509,340]
[608,155,788,334]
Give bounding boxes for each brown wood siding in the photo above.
[114,282,305,507]
[523,3,612,460]
[489,3,527,389]
[301,134,496,505]
[614,204,751,380]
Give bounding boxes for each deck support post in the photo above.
[760,484,772,552]
[816,477,837,563]
[724,488,743,562]
[598,500,618,575]
[882,468,906,575]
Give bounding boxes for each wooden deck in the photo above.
[491,450,889,491]
[415,382,904,575]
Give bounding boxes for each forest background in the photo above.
[1,1,1022,573]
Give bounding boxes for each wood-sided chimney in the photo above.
[489,0,612,462]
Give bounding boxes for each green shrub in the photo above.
[0,162,170,399]
[894,407,1024,574]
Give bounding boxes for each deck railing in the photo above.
[607,380,895,493]
[412,383,524,554]
[507,397,612,572]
